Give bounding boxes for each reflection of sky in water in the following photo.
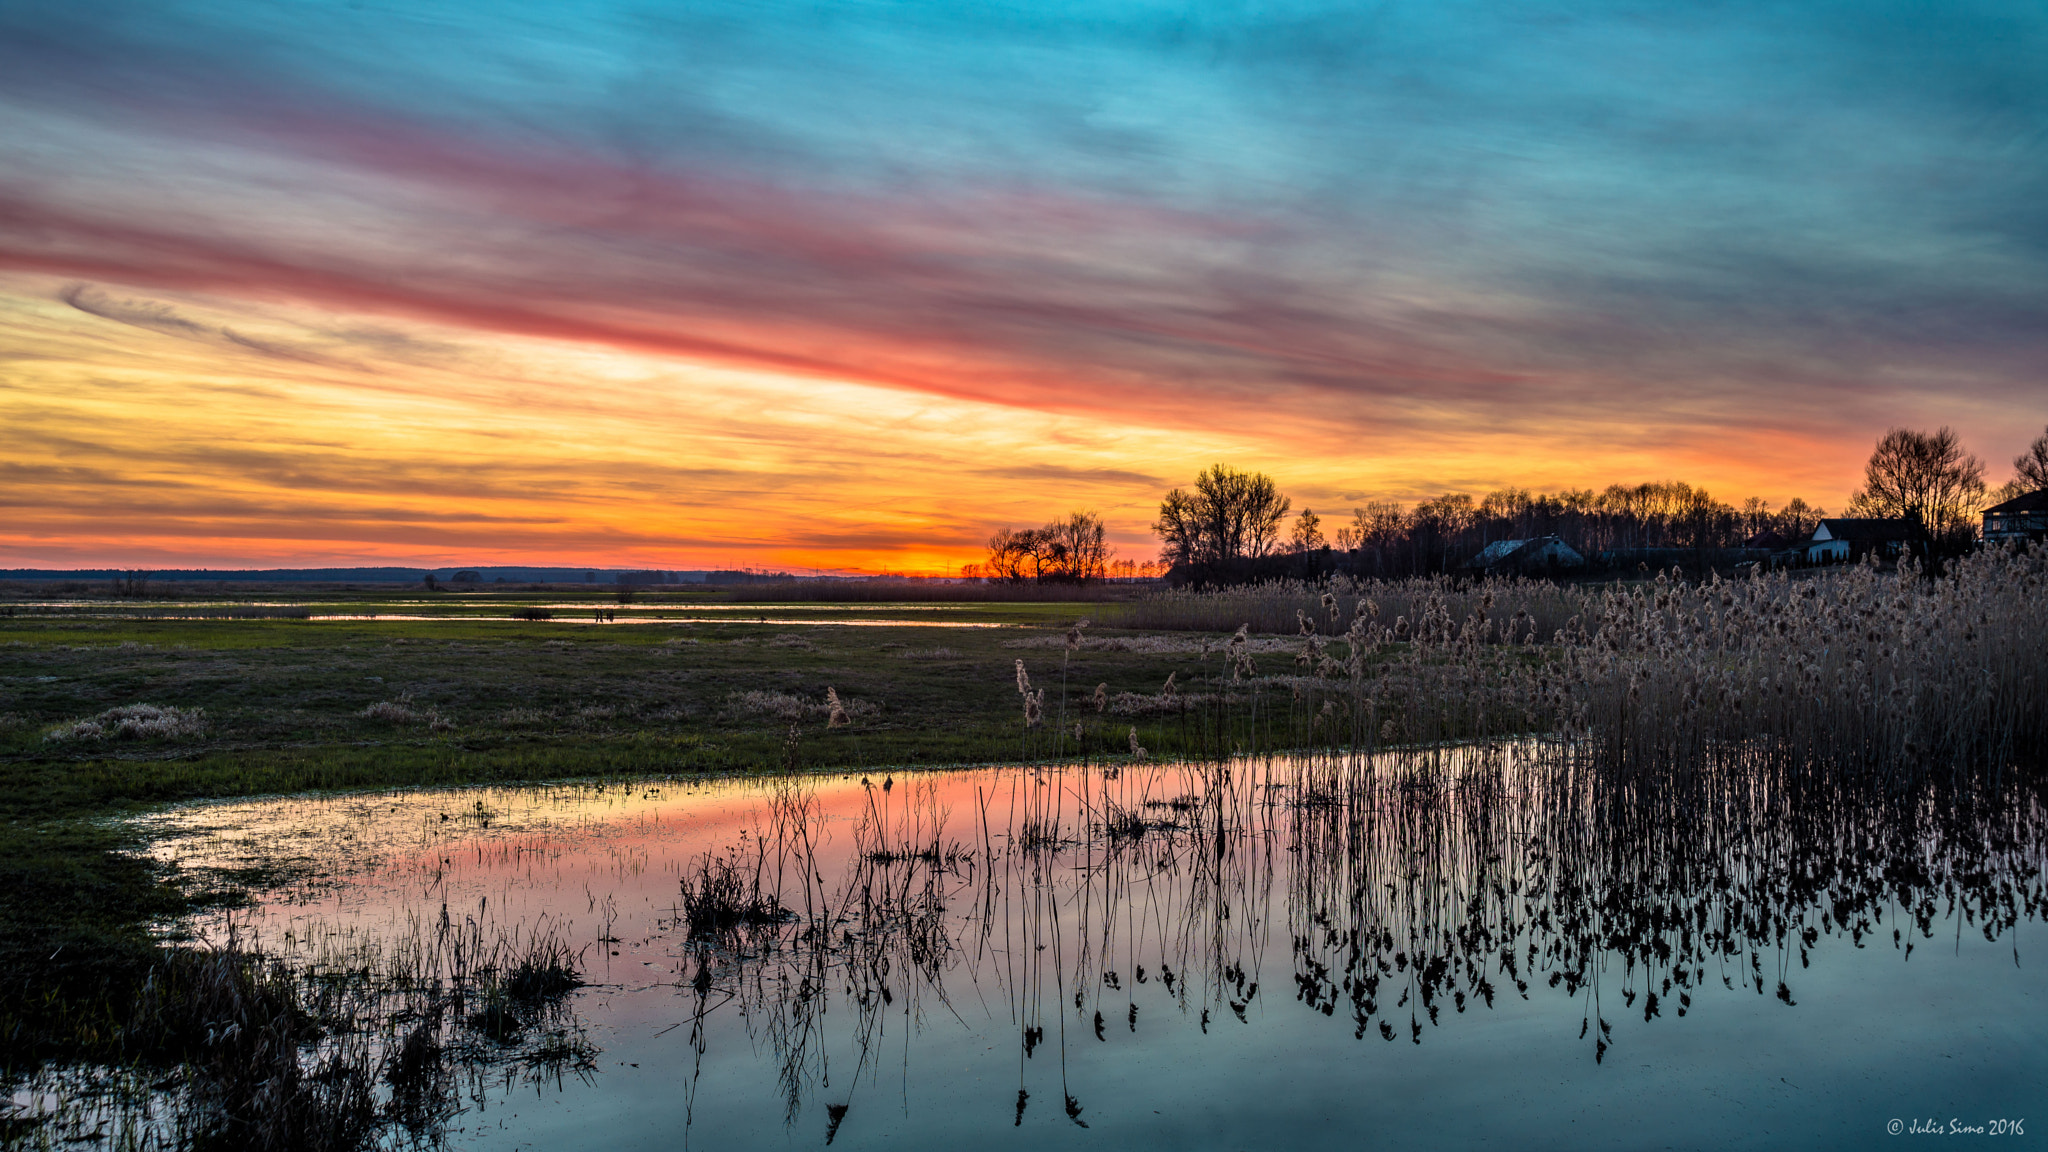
[297,616,1011,627]
[141,758,2045,1149]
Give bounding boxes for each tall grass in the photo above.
[1115,573,1586,636]
[1097,548,2046,782]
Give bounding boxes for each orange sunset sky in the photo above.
[3,2,2043,573]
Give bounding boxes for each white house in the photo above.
[1806,518,1920,564]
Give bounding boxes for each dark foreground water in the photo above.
[137,748,2044,1150]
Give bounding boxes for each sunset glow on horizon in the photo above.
[4,1,2043,573]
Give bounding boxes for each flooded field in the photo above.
[75,748,2048,1150]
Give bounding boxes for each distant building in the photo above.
[1466,535,1586,574]
[1805,519,1920,564]
[1982,489,2048,544]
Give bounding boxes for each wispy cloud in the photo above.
[2,0,2044,566]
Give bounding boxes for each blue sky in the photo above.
[2,0,2043,566]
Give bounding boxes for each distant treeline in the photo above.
[1138,425,2047,585]
[0,567,697,584]
[1128,464,1837,585]
[1326,482,1827,578]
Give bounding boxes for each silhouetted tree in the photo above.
[1407,493,1476,570]
[1772,497,1826,541]
[1288,509,1326,554]
[985,527,1038,583]
[1039,511,1110,582]
[1847,426,1986,550]
[984,512,1111,583]
[1153,464,1291,569]
[2014,425,2048,493]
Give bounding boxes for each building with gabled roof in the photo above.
[1465,535,1586,574]
[1982,489,2048,545]
[1805,518,1921,564]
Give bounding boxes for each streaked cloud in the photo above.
[1,0,2043,568]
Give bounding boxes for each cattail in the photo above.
[1162,672,1177,700]
[826,687,849,729]
[1072,721,1084,742]
[1066,618,1091,652]
[1024,688,1044,728]
[1128,726,1147,760]
[1015,659,1032,695]
[1321,591,1339,622]
[1094,683,1108,712]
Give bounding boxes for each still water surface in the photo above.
[143,752,2045,1150]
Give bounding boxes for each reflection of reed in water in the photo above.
[1280,745,2045,1061]
[671,747,2045,1140]
[13,898,596,1150]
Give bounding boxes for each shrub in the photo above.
[722,690,879,723]
[44,704,207,743]
[360,695,452,730]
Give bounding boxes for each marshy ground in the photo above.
[2,558,2044,1147]
[0,590,1302,1107]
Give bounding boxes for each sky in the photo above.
[2,0,2043,572]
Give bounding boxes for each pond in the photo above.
[118,750,2048,1148]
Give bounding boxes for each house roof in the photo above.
[1812,518,1921,543]
[1469,535,1583,568]
[1471,539,1527,566]
[1985,488,2048,515]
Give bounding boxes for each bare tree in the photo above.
[985,527,1037,583]
[1337,502,1405,549]
[1288,508,1326,554]
[1772,497,1826,541]
[1040,511,1110,582]
[2014,425,2048,493]
[1153,463,1291,569]
[985,512,1111,583]
[1407,493,1476,569]
[1847,426,1986,549]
